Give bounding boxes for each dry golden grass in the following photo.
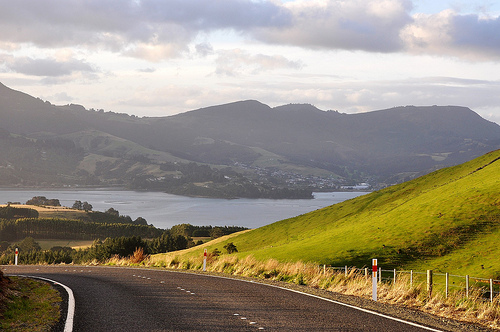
[102,255,131,266]
[129,247,147,264]
[36,239,94,250]
[1,204,74,213]
[102,248,149,267]
[0,204,87,219]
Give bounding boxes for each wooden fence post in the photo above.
[427,270,433,298]
[490,279,494,303]
[445,273,449,298]
[466,275,469,298]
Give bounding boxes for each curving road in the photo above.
[3,265,443,331]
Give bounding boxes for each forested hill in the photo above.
[1,82,499,195]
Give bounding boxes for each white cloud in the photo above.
[253,0,413,52]
[401,10,455,54]
[195,42,214,57]
[0,54,96,77]
[0,0,290,60]
[44,91,74,103]
[402,9,500,60]
[215,49,302,76]
[138,67,156,73]
[450,14,500,59]
[0,0,498,61]
[124,42,187,62]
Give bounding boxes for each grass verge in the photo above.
[0,276,61,332]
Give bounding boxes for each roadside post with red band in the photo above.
[15,247,19,266]
[203,248,207,272]
[372,259,377,301]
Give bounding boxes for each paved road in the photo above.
[3,265,442,331]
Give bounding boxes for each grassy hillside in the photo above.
[158,149,500,278]
[65,129,183,163]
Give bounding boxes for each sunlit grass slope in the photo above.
[159,150,500,278]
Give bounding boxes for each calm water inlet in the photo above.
[0,189,367,229]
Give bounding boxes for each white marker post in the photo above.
[372,259,377,301]
[203,248,207,272]
[15,248,18,266]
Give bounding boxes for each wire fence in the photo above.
[322,265,500,302]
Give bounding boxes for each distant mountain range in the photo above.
[1,82,499,197]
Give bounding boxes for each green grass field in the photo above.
[157,149,500,279]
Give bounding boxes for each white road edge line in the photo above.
[201,273,444,332]
[56,265,443,332]
[14,275,75,332]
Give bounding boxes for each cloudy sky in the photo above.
[1,0,500,124]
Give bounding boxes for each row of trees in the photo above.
[0,218,163,242]
[0,237,243,266]
[0,221,246,244]
[169,223,248,239]
[72,200,93,211]
[0,211,245,243]
[0,235,192,265]
[0,206,39,219]
[85,210,148,225]
[25,196,61,206]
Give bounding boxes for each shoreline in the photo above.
[0,185,127,191]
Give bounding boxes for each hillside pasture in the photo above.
[153,150,500,279]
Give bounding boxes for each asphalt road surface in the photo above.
[3,265,444,331]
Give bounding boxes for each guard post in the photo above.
[203,248,207,272]
[15,248,19,266]
[372,258,377,301]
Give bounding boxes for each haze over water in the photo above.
[0,189,367,229]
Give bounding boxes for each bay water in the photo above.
[0,189,367,229]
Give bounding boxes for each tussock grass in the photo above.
[129,247,147,264]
